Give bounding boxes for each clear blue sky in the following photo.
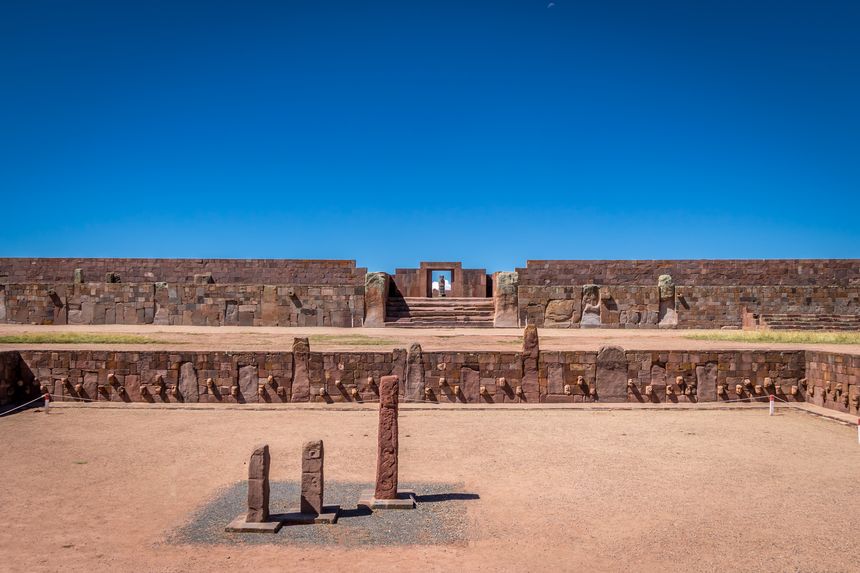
[2,0,858,272]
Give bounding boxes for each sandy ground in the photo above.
[1,324,859,353]
[1,405,859,572]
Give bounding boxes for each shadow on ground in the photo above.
[168,481,478,546]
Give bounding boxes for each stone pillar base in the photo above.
[357,489,416,510]
[225,515,283,533]
[280,505,341,525]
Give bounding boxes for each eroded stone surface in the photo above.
[493,271,519,327]
[375,375,399,500]
[364,272,389,328]
[300,440,324,515]
[581,284,601,327]
[247,444,270,523]
[521,325,540,397]
[406,343,425,401]
[179,362,198,403]
[238,365,257,403]
[596,345,627,401]
[544,299,580,327]
[291,337,311,402]
[695,363,718,402]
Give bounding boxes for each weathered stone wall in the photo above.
[0,351,23,406]
[0,283,363,327]
[0,258,366,285]
[14,346,817,406]
[5,344,856,418]
[805,351,860,416]
[519,284,860,329]
[518,259,860,287]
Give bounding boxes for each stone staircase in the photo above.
[385,297,495,328]
[759,313,860,331]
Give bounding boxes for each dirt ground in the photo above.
[1,323,859,353]
[1,405,858,572]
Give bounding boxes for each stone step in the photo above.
[384,296,495,328]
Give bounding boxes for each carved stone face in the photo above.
[582,285,600,306]
[564,384,572,395]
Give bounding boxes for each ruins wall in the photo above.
[0,258,366,285]
[0,283,363,327]
[518,259,860,287]
[13,347,810,405]
[805,351,860,416]
[0,351,22,406]
[519,284,860,328]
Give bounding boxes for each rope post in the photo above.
[44,393,51,414]
[769,394,775,416]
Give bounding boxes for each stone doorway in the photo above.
[430,270,453,298]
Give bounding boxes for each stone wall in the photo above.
[12,344,817,406]
[6,342,856,417]
[0,283,363,327]
[2,258,859,329]
[0,258,366,285]
[518,259,860,287]
[0,351,23,406]
[518,284,860,329]
[805,351,860,417]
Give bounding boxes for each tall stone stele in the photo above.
[364,272,390,327]
[657,274,678,327]
[246,443,271,523]
[493,271,519,327]
[405,343,425,401]
[357,374,416,509]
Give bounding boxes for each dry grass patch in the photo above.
[307,334,398,346]
[684,331,860,345]
[0,333,166,344]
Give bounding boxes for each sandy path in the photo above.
[1,406,858,572]
[1,324,858,353]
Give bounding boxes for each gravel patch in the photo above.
[168,481,475,546]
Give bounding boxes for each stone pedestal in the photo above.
[357,375,415,510]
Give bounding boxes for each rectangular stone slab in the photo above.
[278,505,341,525]
[225,514,282,533]
[357,489,416,510]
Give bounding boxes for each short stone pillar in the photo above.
[358,375,416,509]
[283,440,340,524]
[225,444,282,533]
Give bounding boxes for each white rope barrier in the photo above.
[0,394,48,418]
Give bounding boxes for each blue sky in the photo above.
[2,0,858,272]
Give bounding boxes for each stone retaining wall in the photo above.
[805,351,860,415]
[5,344,846,413]
[518,259,860,287]
[0,258,366,286]
[0,283,363,327]
[518,284,860,329]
